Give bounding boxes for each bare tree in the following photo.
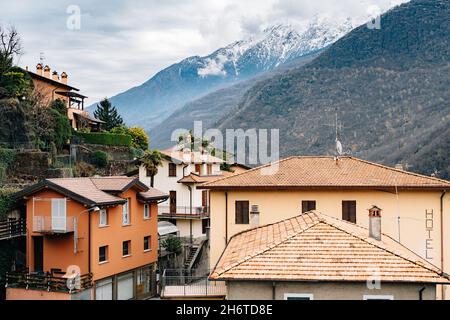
[0,25,22,71]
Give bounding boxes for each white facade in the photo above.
[138,151,224,239]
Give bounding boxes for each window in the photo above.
[123,199,130,225]
[207,164,212,175]
[284,293,314,300]
[99,209,108,227]
[117,272,134,300]
[302,201,316,213]
[363,295,394,300]
[122,240,131,257]
[342,201,357,223]
[144,236,151,251]
[99,246,108,263]
[95,278,113,300]
[168,163,177,177]
[235,201,250,224]
[195,164,202,174]
[144,204,150,219]
[202,219,209,235]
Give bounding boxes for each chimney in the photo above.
[61,72,68,84]
[36,63,43,76]
[395,164,404,171]
[43,65,51,78]
[52,71,59,81]
[250,205,260,226]
[368,206,382,241]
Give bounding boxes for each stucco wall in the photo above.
[209,189,450,297]
[226,281,436,300]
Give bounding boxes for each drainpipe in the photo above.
[272,282,276,300]
[88,210,91,274]
[188,185,193,245]
[440,191,446,300]
[419,287,426,300]
[225,192,228,246]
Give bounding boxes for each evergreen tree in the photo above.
[93,98,124,131]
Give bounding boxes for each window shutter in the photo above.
[342,201,356,223]
[235,201,249,225]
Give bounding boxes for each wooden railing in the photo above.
[0,218,26,241]
[6,270,93,294]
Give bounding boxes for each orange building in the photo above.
[6,177,168,300]
[26,63,104,131]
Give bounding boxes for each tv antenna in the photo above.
[335,112,344,157]
[39,52,45,65]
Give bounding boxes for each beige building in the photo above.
[210,211,450,300]
[199,156,450,298]
[26,63,103,131]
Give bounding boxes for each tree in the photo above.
[128,127,149,151]
[93,98,123,131]
[141,149,162,187]
[161,236,182,255]
[50,99,67,116]
[0,25,22,74]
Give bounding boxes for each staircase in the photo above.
[184,246,199,269]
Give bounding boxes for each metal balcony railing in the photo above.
[160,269,226,298]
[6,270,93,294]
[33,216,76,234]
[158,206,210,219]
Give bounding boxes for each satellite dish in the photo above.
[336,140,343,156]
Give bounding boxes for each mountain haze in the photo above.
[89,18,357,129]
[216,0,450,178]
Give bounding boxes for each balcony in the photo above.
[158,206,209,219]
[6,270,93,294]
[161,269,226,299]
[33,216,76,235]
[0,218,26,241]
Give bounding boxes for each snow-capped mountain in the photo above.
[88,18,357,129]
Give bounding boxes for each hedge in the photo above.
[73,131,132,147]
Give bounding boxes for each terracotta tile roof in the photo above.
[210,212,450,284]
[161,148,224,164]
[46,178,126,206]
[15,177,167,207]
[178,173,228,184]
[200,157,450,190]
[90,176,146,192]
[138,189,169,201]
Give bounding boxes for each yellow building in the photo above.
[199,156,450,298]
[210,211,450,300]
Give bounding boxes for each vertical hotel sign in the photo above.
[425,210,434,260]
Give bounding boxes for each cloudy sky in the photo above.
[1,0,407,104]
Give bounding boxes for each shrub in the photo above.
[128,127,149,151]
[50,99,67,116]
[0,187,20,219]
[161,236,183,254]
[73,131,132,147]
[0,148,16,167]
[90,150,109,168]
[73,161,95,177]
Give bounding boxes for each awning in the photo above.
[158,221,179,236]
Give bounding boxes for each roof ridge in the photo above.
[214,217,321,278]
[348,157,450,185]
[202,156,297,187]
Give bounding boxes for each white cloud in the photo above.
[0,0,410,104]
[198,54,229,77]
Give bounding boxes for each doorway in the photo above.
[33,236,44,273]
[169,191,177,214]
